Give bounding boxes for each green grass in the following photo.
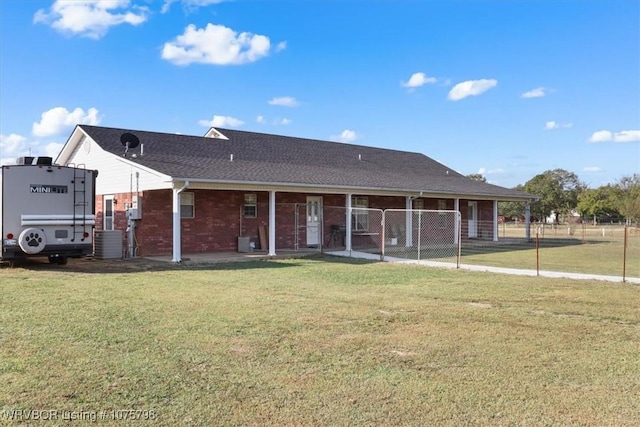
[1,256,639,426]
[458,235,640,277]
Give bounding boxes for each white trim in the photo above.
[21,214,96,226]
[203,127,229,139]
[103,195,115,231]
[172,181,189,263]
[268,191,276,256]
[168,177,534,202]
[405,197,413,247]
[454,198,460,244]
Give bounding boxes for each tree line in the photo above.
[468,170,640,225]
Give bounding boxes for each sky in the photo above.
[0,0,638,189]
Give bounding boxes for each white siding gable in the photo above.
[66,135,172,195]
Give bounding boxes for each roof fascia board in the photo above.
[113,156,172,182]
[55,125,85,165]
[168,178,535,201]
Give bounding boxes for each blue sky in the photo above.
[1,0,638,189]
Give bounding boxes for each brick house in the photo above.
[56,125,535,261]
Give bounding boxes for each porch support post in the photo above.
[454,198,460,244]
[345,194,352,251]
[525,202,531,241]
[268,190,276,256]
[405,196,413,247]
[172,180,189,263]
[493,200,499,242]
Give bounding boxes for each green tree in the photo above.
[577,186,620,223]
[612,174,640,224]
[467,173,487,182]
[523,169,585,223]
[499,184,526,220]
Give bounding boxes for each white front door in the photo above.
[468,201,478,238]
[306,196,322,247]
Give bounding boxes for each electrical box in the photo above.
[128,195,142,219]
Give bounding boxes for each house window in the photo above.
[413,199,424,210]
[103,195,114,230]
[243,193,257,218]
[181,192,194,218]
[438,199,447,228]
[352,196,369,231]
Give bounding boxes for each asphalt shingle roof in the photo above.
[79,125,534,200]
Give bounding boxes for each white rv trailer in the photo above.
[0,156,97,265]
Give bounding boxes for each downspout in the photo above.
[172,180,189,263]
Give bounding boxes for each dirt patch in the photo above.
[3,256,176,274]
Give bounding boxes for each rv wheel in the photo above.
[56,256,68,265]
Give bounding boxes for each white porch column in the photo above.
[493,200,499,242]
[405,196,413,247]
[172,181,189,263]
[345,194,352,251]
[268,190,276,256]
[454,198,460,244]
[525,202,531,241]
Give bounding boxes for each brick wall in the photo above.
[94,189,497,256]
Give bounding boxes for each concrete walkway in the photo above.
[326,250,640,285]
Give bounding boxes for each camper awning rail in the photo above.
[21,214,96,226]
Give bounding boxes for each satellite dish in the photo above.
[120,132,140,149]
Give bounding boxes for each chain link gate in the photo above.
[383,209,461,265]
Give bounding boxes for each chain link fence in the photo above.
[383,209,461,264]
[240,203,637,281]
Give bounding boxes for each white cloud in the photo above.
[448,79,498,101]
[545,121,559,130]
[34,0,148,39]
[256,115,266,124]
[44,142,65,159]
[162,0,227,13]
[276,41,287,52]
[583,166,602,172]
[330,130,359,143]
[0,134,65,165]
[401,72,437,89]
[162,23,272,66]
[588,129,640,143]
[32,107,101,137]
[478,167,504,175]
[198,115,244,128]
[277,118,292,125]
[268,96,299,107]
[0,134,28,164]
[521,87,547,98]
[612,130,640,142]
[544,121,573,130]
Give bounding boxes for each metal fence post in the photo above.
[457,212,462,269]
[623,225,627,283]
[536,231,540,277]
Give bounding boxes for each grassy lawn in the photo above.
[459,234,640,278]
[1,256,639,426]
